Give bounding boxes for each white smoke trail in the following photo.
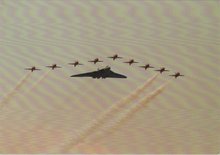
[91,82,169,143]
[61,74,159,153]
[0,72,32,110]
[24,70,51,93]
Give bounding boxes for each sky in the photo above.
[0,0,220,153]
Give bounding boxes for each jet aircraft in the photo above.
[124,59,138,65]
[155,67,169,74]
[169,72,184,78]
[46,64,61,70]
[71,66,127,79]
[25,66,41,72]
[68,61,83,67]
[88,58,103,64]
[108,54,123,60]
[139,64,154,70]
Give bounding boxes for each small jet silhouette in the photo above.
[71,66,127,79]
[124,59,138,65]
[25,66,41,72]
[139,64,154,70]
[169,72,184,78]
[155,67,169,74]
[46,64,61,70]
[108,54,123,60]
[88,58,103,64]
[68,61,83,67]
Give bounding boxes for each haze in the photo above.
[0,0,219,153]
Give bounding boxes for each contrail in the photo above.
[0,72,32,110]
[24,70,51,93]
[91,81,169,143]
[61,74,158,153]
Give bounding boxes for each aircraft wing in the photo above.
[25,68,40,70]
[106,70,127,78]
[170,74,184,76]
[46,65,52,67]
[71,71,98,78]
[71,69,127,79]
[140,66,146,68]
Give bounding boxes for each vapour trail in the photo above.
[90,82,169,143]
[61,74,159,153]
[0,72,32,110]
[24,70,51,93]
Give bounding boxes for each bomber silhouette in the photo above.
[25,66,41,72]
[71,66,127,79]
[169,72,184,78]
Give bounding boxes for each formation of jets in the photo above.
[24,54,184,79]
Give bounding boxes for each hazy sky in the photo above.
[0,0,219,153]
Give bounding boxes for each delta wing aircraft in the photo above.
[71,66,127,79]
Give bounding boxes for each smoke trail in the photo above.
[24,70,51,93]
[91,82,169,143]
[0,72,32,110]
[61,74,158,153]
